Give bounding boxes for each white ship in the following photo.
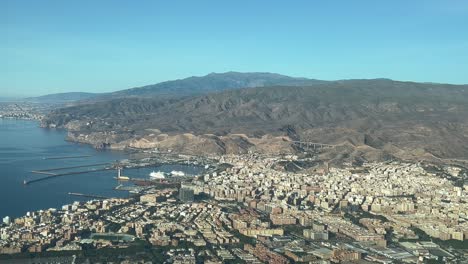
[170,170,185,177]
[149,171,166,179]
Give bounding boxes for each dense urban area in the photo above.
[1,149,467,263]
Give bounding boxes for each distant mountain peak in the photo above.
[102,71,328,99]
[25,92,99,103]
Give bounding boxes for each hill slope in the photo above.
[42,79,468,162]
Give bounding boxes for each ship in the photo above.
[170,170,185,177]
[149,171,166,179]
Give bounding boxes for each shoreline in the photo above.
[0,119,208,219]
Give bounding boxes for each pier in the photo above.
[24,168,112,185]
[25,163,114,185]
[30,171,57,176]
[68,192,111,199]
[114,185,139,192]
[44,155,92,160]
[31,163,111,173]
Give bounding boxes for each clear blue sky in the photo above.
[1,0,467,97]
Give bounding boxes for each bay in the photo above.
[0,119,201,219]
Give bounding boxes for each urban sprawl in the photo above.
[1,154,467,263]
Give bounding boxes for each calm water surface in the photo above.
[0,119,201,219]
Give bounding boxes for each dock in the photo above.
[114,185,139,192]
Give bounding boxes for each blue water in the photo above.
[0,119,202,219]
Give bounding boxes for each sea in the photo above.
[0,119,202,219]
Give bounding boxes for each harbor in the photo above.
[21,153,211,210]
[24,153,212,186]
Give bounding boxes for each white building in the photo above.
[2,216,10,225]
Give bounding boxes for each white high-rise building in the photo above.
[2,216,10,225]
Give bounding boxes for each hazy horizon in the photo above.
[2,71,468,99]
[2,0,468,97]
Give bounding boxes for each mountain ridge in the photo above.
[27,72,327,103]
[41,78,468,164]
[24,92,100,103]
[95,71,328,100]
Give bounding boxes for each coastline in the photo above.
[0,119,129,219]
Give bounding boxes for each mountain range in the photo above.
[28,72,326,103]
[40,72,468,165]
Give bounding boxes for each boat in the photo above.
[149,171,166,179]
[170,170,185,177]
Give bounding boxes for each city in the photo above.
[2,1,468,263]
[1,153,467,263]
[0,102,49,120]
